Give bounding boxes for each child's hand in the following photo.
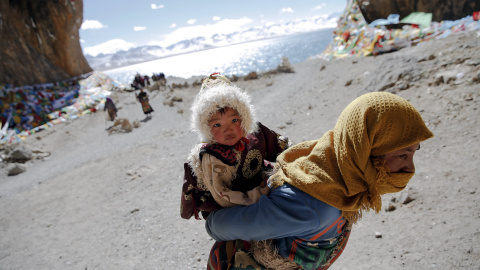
[259,185,270,196]
[245,185,270,205]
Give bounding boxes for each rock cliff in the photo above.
[0,0,92,86]
[358,0,480,23]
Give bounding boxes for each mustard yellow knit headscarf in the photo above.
[269,92,434,223]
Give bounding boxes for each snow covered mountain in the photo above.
[84,14,339,71]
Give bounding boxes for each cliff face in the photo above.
[0,0,92,86]
[357,0,480,23]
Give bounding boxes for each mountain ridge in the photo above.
[84,14,339,71]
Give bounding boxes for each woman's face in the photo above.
[382,143,420,173]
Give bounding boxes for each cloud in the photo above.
[81,20,105,30]
[280,7,294,14]
[164,17,253,44]
[169,23,177,28]
[313,4,327,10]
[151,4,164,9]
[213,16,221,21]
[83,39,135,57]
[187,19,197,25]
[263,21,275,27]
[134,26,147,31]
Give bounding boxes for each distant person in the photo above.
[131,73,145,90]
[205,92,434,270]
[157,72,166,86]
[131,83,140,90]
[131,74,141,90]
[104,97,118,121]
[152,73,166,88]
[135,89,154,117]
[180,73,290,222]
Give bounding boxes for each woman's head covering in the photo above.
[104,97,116,110]
[270,92,434,223]
[190,73,258,142]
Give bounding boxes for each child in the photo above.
[181,73,290,220]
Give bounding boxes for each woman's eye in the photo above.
[213,123,220,128]
[398,154,407,159]
[232,118,239,123]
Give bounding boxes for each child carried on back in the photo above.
[181,73,290,220]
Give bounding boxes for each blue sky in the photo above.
[80,0,347,56]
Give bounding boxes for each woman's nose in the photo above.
[402,157,415,173]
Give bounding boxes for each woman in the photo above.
[205,92,434,270]
[104,97,118,121]
[136,89,154,117]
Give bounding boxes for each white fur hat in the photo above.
[190,73,258,142]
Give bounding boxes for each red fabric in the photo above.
[473,11,480,21]
[202,144,238,166]
[234,137,249,151]
[341,31,350,42]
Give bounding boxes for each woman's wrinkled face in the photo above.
[382,143,420,173]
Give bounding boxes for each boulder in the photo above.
[1,143,33,163]
[10,146,33,163]
[277,57,295,73]
[6,163,27,176]
[358,0,480,23]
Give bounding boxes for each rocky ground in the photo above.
[0,30,479,269]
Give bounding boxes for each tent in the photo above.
[400,12,433,28]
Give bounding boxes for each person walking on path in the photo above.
[136,89,154,117]
[104,97,118,121]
